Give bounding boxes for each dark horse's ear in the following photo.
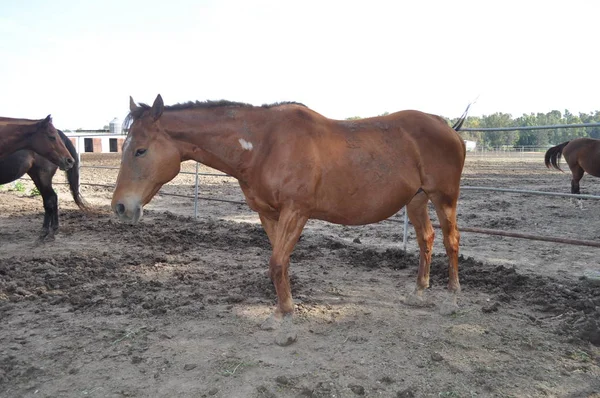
[40,115,52,127]
[151,94,164,121]
[129,96,139,113]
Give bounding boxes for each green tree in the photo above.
[480,113,517,147]
[580,111,600,139]
[515,113,546,147]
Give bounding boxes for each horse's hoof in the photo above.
[439,297,459,316]
[260,313,282,331]
[274,316,297,346]
[404,289,431,307]
[275,330,297,346]
[37,231,55,243]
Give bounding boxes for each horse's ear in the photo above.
[41,115,52,127]
[151,94,164,121]
[129,96,139,113]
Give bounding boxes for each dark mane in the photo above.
[124,99,306,130]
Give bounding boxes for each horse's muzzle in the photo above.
[59,157,75,171]
[113,201,143,224]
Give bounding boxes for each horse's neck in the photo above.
[0,124,33,156]
[0,118,37,127]
[163,110,268,180]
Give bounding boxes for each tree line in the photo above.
[347,110,600,148]
[449,109,600,148]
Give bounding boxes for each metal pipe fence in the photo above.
[461,122,600,132]
[7,125,600,251]
[10,154,600,249]
[46,159,599,251]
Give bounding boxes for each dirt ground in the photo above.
[1,152,599,398]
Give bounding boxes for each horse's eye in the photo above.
[135,148,147,157]
[48,135,57,142]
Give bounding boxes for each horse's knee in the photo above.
[269,258,288,281]
[424,228,435,247]
[442,228,460,250]
[43,193,58,211]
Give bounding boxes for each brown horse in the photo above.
[0,116,74,170]
[0,129,87,238]
[545,138,600,194]
[112,95,468,328]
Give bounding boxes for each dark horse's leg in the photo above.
[570,165,584,194]
[28,156,59,238]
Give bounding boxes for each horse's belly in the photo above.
[312,186,417,226]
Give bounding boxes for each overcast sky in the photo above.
[1,0,598,129]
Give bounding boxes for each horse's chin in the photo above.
[57,158,74,171]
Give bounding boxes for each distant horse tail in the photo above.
[544,141,570,171]
[452,103,472,132]
[58,130,89,211]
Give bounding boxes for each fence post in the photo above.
[77,138,82,190]
[194,162,199,219]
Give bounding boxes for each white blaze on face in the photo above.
[122,135,132,153]
[238,138,253,151]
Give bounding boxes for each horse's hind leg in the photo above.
[429,191,461,313]
[568,166,585,209]
[570,165,584,195]
[405,191,435,303]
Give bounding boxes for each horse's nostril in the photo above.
[67,157,74,164]
[116,203,125,215]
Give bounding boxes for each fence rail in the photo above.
[7,129,599,250]
[461,122,600,132]
[39,161,599,250]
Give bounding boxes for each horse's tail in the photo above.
[58,130,90,211]
[544,141,570,171]
[451,104,471,161]
[452,103,471,132]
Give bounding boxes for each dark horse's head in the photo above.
[28,116,75,171]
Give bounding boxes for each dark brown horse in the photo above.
[112,95,468,328]
[545,138,600,194]
[0,130,87,238]
[0,116,74,170]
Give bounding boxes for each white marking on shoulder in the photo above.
[238,138,254,151]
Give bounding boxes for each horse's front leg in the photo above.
[260,208,308,333]
[40,188,58,240]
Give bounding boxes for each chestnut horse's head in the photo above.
[111,95,182,223]
[32,116,74,171]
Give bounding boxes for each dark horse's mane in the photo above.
[124,100,306,130]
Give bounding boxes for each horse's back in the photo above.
[258,108,465,224]
[336,109,466,180]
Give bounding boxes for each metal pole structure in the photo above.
[461,122,600,132]
[431,223,600,248]
[77,137,81,190]
[402,208,409,251]
[194,162,199,219]
[460,186,600,200]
